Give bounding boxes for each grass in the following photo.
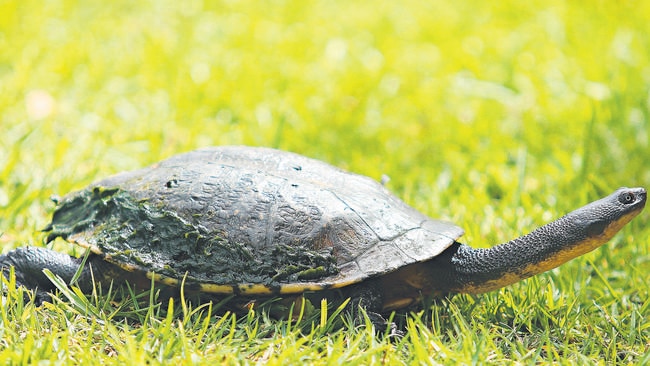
[1,0,649,364]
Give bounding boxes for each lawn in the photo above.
[1,0,649,364]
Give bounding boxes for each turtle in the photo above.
[0,146,646,321]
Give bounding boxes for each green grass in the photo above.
[1,0,649,364]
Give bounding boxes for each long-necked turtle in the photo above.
[0,146,646,315]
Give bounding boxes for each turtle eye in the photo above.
[618,192,635,204]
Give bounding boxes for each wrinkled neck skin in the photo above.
[434,199,644,295]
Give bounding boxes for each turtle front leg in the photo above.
[343,280,403,337]
[0,246,104,303]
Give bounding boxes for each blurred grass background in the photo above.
[1,0,649,364]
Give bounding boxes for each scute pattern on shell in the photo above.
[45,146,464,290]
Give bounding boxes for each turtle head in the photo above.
[568,187,646,241]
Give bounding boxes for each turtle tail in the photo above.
[0,247,104,303]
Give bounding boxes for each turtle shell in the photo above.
[45,146,464,295]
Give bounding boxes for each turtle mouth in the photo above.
[635,188,647,208]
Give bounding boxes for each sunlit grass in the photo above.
[1,0,649,364]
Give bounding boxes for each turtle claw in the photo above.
[387,322,405,339]
[366,311,405,339]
